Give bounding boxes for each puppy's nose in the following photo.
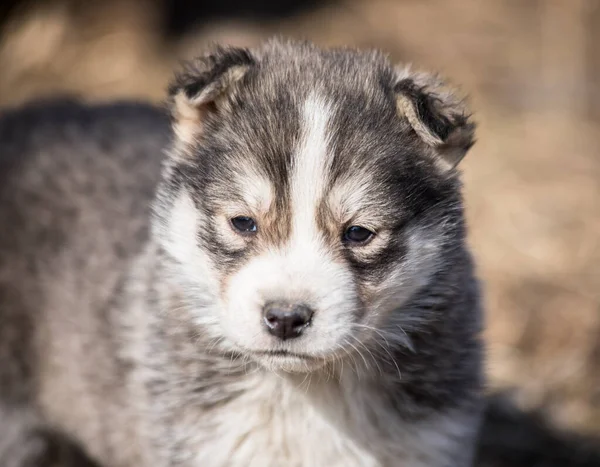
[263,302,314,340]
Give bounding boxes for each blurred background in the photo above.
[1,0,599,454]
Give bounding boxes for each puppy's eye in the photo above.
[343,226,375,245]
[231,216,257,234]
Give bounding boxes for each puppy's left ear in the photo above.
[168,46,255,148]
[394,68,475,172]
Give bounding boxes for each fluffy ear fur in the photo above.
[394,68,475,171]
[168,46,255,148]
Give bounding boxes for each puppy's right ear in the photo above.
[394,67,475,172]
[168,46,255,148]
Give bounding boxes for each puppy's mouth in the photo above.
[251,349,316,360]
[241,347,327,373]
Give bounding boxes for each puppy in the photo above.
[0,39,484,466]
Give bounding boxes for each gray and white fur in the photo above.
[0,39,484,467]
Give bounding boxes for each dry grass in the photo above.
[1,0,599,436]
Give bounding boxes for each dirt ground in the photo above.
[1,0,599,438]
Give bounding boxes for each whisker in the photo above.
[351,334,383,377]
[343,340,365,380]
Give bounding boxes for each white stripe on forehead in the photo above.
[290,94,332,245]
[224,93,356,328]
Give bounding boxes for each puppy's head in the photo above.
[154,40,475,373]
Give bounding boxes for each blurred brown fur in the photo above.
[1,0,599,442]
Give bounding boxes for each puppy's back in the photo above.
[0,99,170,465]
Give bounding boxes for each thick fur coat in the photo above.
[0,39,484,467]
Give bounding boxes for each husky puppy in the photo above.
[0,39,483,467]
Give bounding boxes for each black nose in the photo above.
[263,302,314,340]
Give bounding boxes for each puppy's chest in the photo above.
[184,375,379,467]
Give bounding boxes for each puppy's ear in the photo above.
[168,46,255,147]
[394,68,475,171]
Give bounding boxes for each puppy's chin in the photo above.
[247,350,329,374]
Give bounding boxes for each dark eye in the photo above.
[231,216,257,234]
[343,226,375,245]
